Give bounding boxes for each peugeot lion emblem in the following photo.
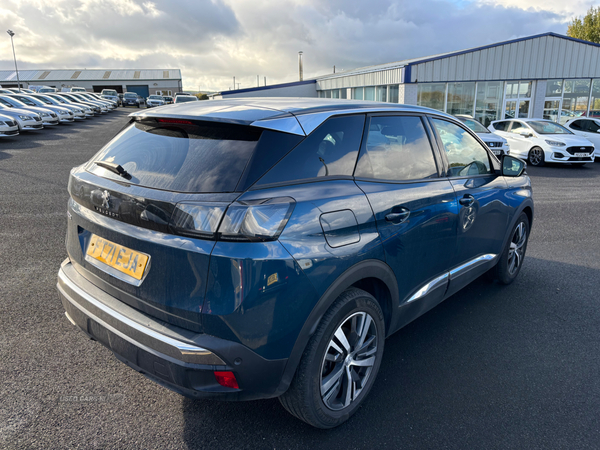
[101,190,111,209]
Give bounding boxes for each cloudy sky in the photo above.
[0,0,593,92]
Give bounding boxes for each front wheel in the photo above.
[279,288,385,429]
[528,147,545,166]
[490,212,530,285]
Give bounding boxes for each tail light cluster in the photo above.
[171,197,295,242]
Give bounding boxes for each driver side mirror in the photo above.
[501,155,526,177]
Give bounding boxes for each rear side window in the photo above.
[570,120,584,131]
[355,116,438,181]
[87,120,263,193]
[256,115,365,186]
[493,121,511,131]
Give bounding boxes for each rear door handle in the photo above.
[385,208,410,224]
[459,195,475,207]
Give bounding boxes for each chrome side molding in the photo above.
[406,254,497,304]
[449,254,497,280]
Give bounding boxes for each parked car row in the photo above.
[0,89,119,138]
[453,114,598,167]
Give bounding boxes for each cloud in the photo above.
[0,0,577,92]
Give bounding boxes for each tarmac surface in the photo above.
[1,109,599,449]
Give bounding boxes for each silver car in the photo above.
[53,93,104,115]
[146,95,166,108]
[0,104,43,131]
[0,95,59,126]
[8,94,75,123]
[0,112,19,137]
[31,94,87,120]
[46,94,96,117]
[72,93,114,111]
[79,93,117,110]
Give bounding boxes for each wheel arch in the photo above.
[274,259,399,396]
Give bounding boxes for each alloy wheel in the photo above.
[529,148,544,165]
[320,312,378,411]
[508,222,527,275]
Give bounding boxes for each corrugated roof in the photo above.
[0,68,182,83]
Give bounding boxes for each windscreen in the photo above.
[458,118,490,133]
[528,121,572,135]
[87,120,263,193]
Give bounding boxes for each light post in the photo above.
[6,30,21,91]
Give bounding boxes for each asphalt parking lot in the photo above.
[1,110,600,450]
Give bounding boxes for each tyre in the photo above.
[490,212,530,285]
[279,287,385,429]
[528,147,545,166]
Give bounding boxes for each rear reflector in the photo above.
[214,371,239,389]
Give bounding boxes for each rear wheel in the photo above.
[279,288,385,429]
[490,213,530,285]
[528,147,545,166]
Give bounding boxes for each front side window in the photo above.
[355,116,438,181]
[585,120,600,133]
[256,115,366,186]
[431,118,492,177]
[509,122,530,135]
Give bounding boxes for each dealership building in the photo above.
[0,69,182,98]
[214,33,600,126]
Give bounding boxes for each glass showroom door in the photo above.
[503,81,532,119]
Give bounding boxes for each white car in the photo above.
[562,118,600,160]
[455,115,510,157]
[489,118,595,166]
[146,95,165,108]
[0,112,19,137]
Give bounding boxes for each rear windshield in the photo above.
[87,120,263,193]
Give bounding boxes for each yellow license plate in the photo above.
[86,235,149,281]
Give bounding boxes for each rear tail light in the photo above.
[170,197,294,242]
[214,371,239,389]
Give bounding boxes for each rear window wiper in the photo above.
[94,161,132,180]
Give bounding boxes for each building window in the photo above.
[388,85,399,103]
[364,86,375,101]
[447,82,476,116]
[563,79,591,117]
[504,81,532,119]
[352,87,364,100]
[546,80,563,97]
[417,83,446,111]
[340,89,347,99]
[376,86,387,102]
[590,79,600,118]
[475,81,502,127]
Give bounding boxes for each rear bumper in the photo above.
[57,259,287,401]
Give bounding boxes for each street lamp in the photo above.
[6,30,21,91]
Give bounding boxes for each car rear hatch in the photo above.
[66,107,305,332]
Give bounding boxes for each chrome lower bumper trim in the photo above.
[57,266,225,366]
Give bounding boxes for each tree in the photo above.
[195,93,209,100]
[568,7,600,43]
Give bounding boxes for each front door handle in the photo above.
[459,194,475,207]
[385,208,410,224]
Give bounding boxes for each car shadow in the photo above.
[180,257,600,448]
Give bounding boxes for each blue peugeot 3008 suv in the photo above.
[57,98,533,428]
